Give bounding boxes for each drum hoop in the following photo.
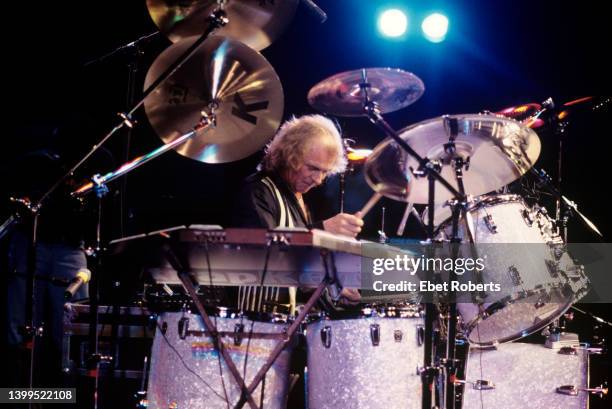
[462,284,573,345]
[425,193,529,234]
[314,304,423,321]
[436,193,526,230]
[186,329,288,340]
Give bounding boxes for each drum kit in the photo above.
[5,1,608,409]
[303,67,604,409]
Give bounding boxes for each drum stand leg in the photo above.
[166,243,333,409]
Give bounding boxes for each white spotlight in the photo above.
[378,9,408,38]
[422,13,449,43]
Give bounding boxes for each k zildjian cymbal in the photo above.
[143,35,284,163]
[364,114,541,203]
[146,0,298,51]
[307,68,425,117]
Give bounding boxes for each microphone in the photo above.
[64,268,91,300]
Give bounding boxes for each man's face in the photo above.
[285,144,336,194]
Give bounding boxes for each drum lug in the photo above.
[545,259,560,278]
[233,323,245,346]
[370,324,380,346]
[521,208,534,227]
[507,265,523,286]
[178,317,189,340]
[161,321,168,335]
[473,379,495,390]
[556,384,609,397]
[394,329,403,342]
[550,244,567,260]
[483,214,497,233]
[320,325,332,348]
[416,324,424,346]
[454,378,495,390]
[558,346,579,355]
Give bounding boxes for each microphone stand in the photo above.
[83,31,161,68]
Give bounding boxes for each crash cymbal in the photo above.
[364,114,541,203]
[143,35,284,163]
[146,0,298,51]
[307,68,425,117]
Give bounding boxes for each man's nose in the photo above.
[313,171,326,185]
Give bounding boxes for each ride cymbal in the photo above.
[143,35,284,163]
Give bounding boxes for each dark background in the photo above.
[3,0,611,240]
[1,0,611,405]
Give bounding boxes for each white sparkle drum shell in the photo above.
[462,342,589,409]
[306,313,424,409]
[427,195,589,345]
[147,312,294,409]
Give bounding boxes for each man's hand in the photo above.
[322,212,364,237]
[339,287,361,306]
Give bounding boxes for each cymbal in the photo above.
[307,68,425,117]
[146,0,298,51]
[143,35,284,163]
[364,114,541,203]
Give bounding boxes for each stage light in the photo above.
[422,13,449,43]
[378,9,408,38]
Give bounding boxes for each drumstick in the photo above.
[396,201,414,236]
[360,192,383,218]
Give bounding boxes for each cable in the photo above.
[204,239,231,409]
[156,321,227,401]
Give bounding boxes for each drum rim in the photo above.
[431,193,526,231]
[461,285,573,345]
[308,303,424,321]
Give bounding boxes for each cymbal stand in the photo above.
[443,148,476,409]
[358,68,466,409]
[543,98,570,241]
[529,167,602,239]
[339,138,355,213]
[72,112,215,409]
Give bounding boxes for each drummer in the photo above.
[232,114,363,308]
[233,114,363,235]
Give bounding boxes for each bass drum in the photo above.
[306,304,424,409]
[424,194,589,346]
[462,342,593,409]
[147,311,294,409]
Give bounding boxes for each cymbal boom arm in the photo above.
[72,115,215,196]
